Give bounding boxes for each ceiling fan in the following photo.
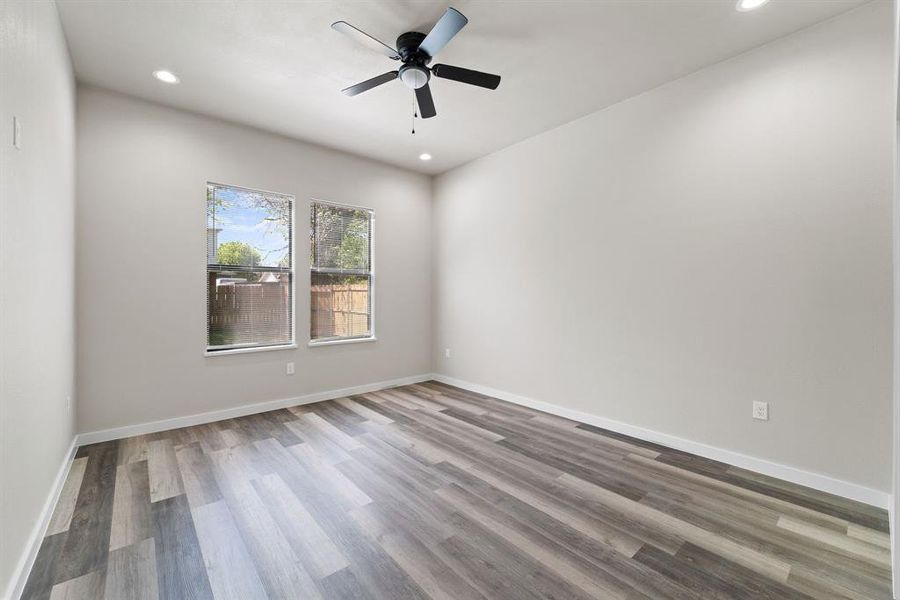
[331,7,501,119]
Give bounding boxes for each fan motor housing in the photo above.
[397,32,431,64]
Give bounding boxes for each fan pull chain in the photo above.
[411,93,417,135]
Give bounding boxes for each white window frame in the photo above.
[205,181,296,357]
[308,199,376,346]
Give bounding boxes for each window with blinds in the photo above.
[206,183,294,353]
[310,201,374,343]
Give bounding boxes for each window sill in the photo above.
[205,343,297,357]
[308,336,376,348]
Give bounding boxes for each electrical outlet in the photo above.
[752,401,769,421]
[286,362,295,375]
[444,348,451,359]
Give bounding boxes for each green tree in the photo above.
[311,205,370,276]
[216,241,262,283]
[217,241,262,267]
[337,216,368,271]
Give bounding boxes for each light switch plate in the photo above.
[13,116,22,149]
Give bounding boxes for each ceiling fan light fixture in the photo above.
[399,66,429,90]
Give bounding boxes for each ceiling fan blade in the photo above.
[432,64,501,90]
[418,7,468,58]
[342,71,399,96]
[331,21,400,60]
[415,84,437,119]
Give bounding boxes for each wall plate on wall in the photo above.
[752,401,769,421]
[13,116,22,149]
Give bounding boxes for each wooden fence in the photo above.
[208,275,291,346]
[207,275,369,345]
[311,282,369,339]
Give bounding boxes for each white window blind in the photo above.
[310,201,374,342]
[206,183,294,352]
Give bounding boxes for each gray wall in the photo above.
[0,0,77,595]
[432,2,894,492]
[75,86,432,433]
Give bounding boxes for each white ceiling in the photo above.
[56,0,867,174]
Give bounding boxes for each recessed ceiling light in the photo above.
[419,153,432,161]
[153,70,180,84]
[736,0,770,11]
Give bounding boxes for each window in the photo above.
[206,183,294,353]
[310,201,374,343]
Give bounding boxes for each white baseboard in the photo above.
[431,373,890,509]
[4,436,79,600]
[76,373,432,446]
[892,500,898,600]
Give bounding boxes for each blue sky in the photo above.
[209,187,290,267]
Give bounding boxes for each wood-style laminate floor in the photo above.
[22,381,892,600]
